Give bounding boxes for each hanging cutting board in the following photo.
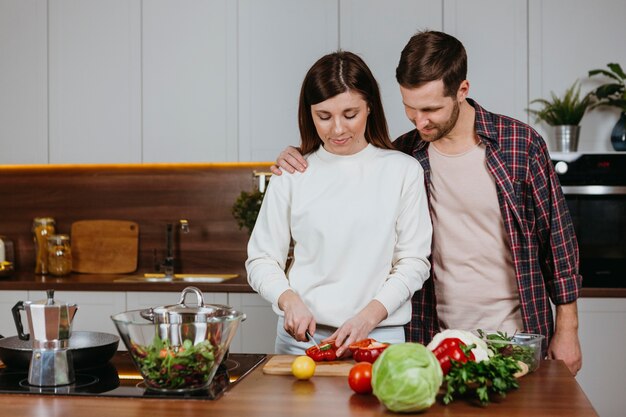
[71,220,139,274]
[262,355,355,377]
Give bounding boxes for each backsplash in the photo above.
[0,162,271,276]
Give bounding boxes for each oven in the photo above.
[552,153,626,288]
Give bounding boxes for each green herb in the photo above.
[443,344,521,406]
[130,337,216,390]
[477,329,536,370]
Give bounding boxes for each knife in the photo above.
[305,330,320,350]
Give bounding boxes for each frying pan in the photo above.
[0,331,119,370]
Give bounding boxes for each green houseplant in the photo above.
[588,63,626,151]
[528,81,592,152]
[231,189,264,235]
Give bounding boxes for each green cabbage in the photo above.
[371,343,443,412]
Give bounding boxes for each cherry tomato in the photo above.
[348,362,373,394]
[291,355,316,380]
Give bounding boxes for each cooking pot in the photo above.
[0,331,119,370]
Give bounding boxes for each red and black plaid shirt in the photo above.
[396,99,582,349]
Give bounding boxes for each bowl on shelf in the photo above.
[477,331,545,372]
[111,287,245,393]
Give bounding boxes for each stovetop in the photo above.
[0,352,267,400]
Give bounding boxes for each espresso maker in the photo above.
[12,289,79,386]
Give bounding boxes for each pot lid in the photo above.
[140,286,239,324]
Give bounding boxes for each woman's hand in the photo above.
[278,290,315,342]
[325,300,388,357]
[270,146,308,175]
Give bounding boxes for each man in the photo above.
[271,30,582,375]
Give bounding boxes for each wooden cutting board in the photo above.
[263,355,355,377]
[71,220,139,274]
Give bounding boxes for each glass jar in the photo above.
[33,217,56,274]
[47,234,72,276]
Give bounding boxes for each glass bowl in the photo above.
[111,307,245,393]
[478,331,545,372]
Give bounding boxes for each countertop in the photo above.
[0,271,255,293]
[0,357,598,417]
[1,271,625,297]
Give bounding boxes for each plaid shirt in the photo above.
[397,99,582,349]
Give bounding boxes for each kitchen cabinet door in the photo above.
[227,293,277,354]
[529,0,626,153]
[576,297,626,417]
[238,0,339,162]
[444,0,528,124]
[48,0,142,163]
[142,0,238,162]
[28,291,127,336]
[0,291,28,337]
[0,0,47,164]
[339,0,442,140]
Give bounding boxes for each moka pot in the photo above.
[12,289,79,386]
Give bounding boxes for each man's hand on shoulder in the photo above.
[270,146,307,175]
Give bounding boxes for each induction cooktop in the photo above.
[0,352,266,400]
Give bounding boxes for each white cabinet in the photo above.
[28,290,127,336]
[528,0,626,152]
[339,0,442,140]
[48,0,142,163]
[237,0,339,162]
[227,293,277,354]
[142,0,238,162]
[0,0,47,164]
[576,298,626,417]
[444,0,528,124]
[0,291,28,337]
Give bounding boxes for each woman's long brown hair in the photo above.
[298,51,393,155]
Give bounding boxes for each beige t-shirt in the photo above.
[429,141,523,333]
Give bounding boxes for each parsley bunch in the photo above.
[442,344,521,406]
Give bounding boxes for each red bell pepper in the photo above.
[306,341,338,362]
[348,338,389,364]
[432,337,475,375]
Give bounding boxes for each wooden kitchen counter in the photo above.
[0,359,598,417]
[0,270,255,293]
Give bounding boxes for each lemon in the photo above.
[291,355,316,380]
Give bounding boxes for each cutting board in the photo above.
[263,355,355,377]
[71,220,139,274]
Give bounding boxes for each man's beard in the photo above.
[419,100,460,142]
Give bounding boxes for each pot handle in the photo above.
[177,286,205,307]
[11,301,29,341]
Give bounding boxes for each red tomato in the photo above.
[348,362,373,394]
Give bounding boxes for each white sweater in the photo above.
[246,144,432,328]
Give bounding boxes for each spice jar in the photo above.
[47,234,72,276]
[32,217,56,274]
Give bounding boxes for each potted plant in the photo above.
[232,189,265,235]
[588,63,626,151]
[528,80,592,152]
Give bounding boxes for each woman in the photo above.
[246,51,432,356]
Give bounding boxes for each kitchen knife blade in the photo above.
[305,330,320,350]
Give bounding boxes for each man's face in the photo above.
[399,80,461,142]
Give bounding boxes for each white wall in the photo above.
[1,0,625,164]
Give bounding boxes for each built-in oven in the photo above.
[552,153,626,288]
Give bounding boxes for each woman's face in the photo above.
[310,91,369,155]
